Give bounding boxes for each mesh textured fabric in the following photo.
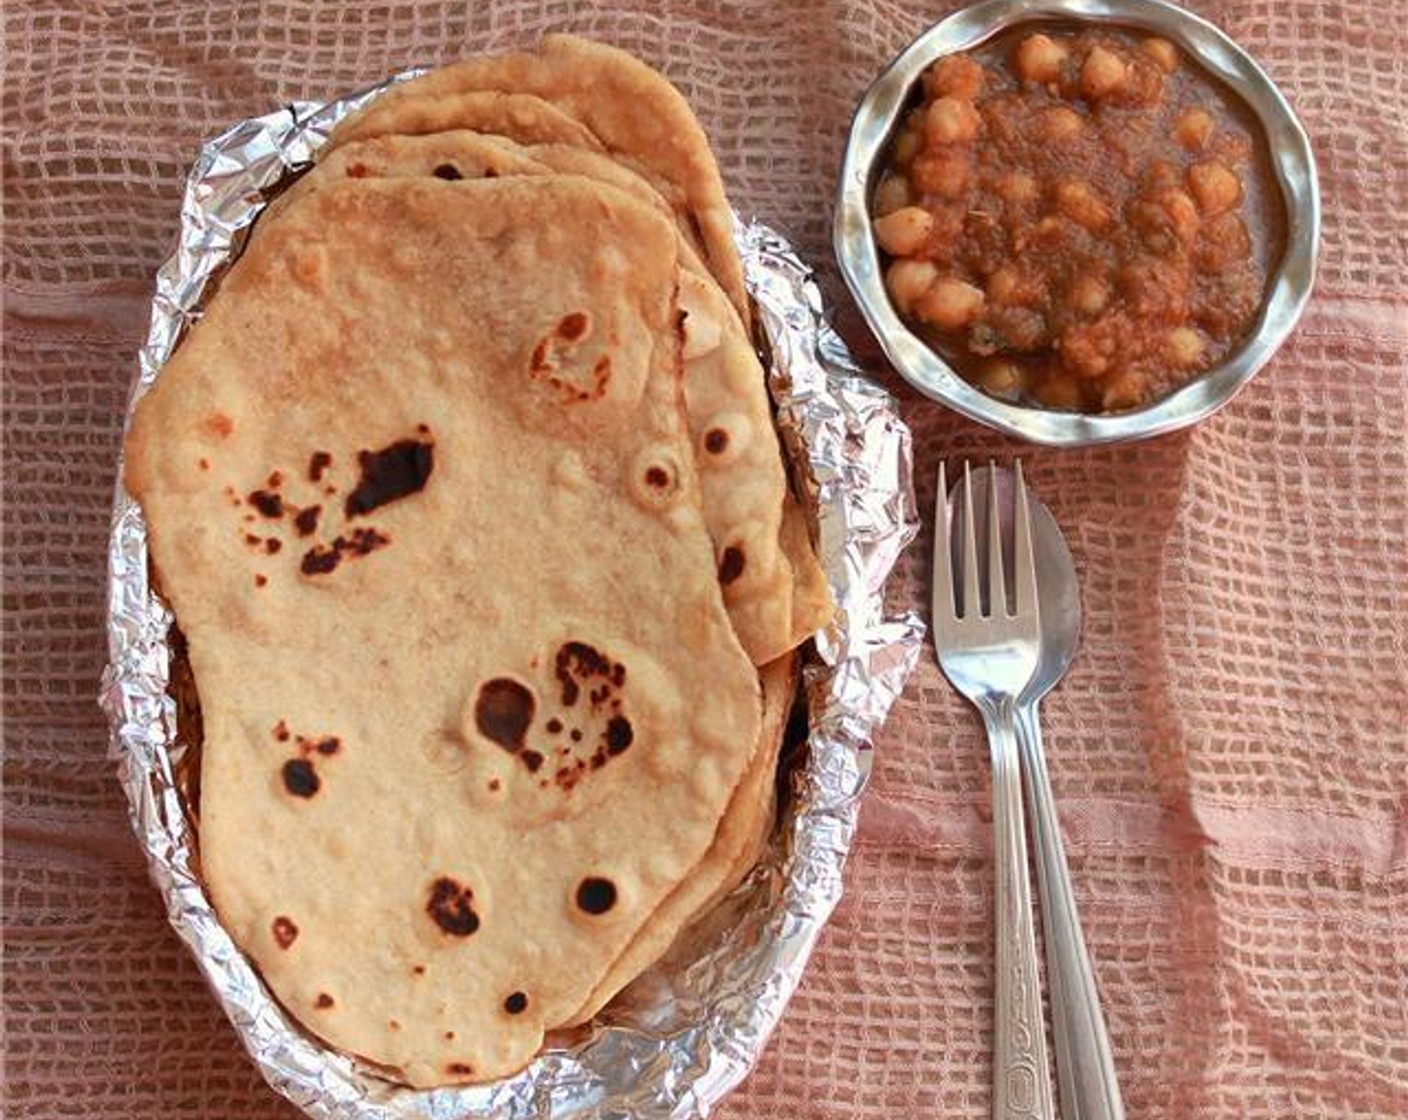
[4,1,1406,1117]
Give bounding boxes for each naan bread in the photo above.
[125,176,764,1085]
[259,129,835,664]
[259,129,551,230]
[328,34,750,326]
[332,88,606,150]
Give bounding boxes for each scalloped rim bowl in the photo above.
[834,0,1320,446]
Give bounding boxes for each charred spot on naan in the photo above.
[240,533,283,555]
[201,412,235,439]
[426,876,480,937]
[717,545,746,586]
[272,915,299,949]
[467,641,637,794]
[220,430,434,583]
[528,312,612,404]
[474,678,535,756]
[275,725,344,799]
[627,446,685,510]
[554,641,625,707]
[556,311,592,342]
[574,876,618,915]
[247,489,284,518]
[293,734,340,757]
[697,411,750,466]
[281,758,320,798]
[294,506,321,536]
[299,527,390,576]
[344,434,434,518]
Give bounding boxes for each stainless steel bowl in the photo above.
[834,0,1320,446]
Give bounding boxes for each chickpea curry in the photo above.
[873,25,1284,412]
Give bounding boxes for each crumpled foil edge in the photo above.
[99,77,924,1120]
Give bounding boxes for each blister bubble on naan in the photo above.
[527,310,615,406]
[627,445,688,512]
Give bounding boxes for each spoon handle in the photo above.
[1016,703,1125,1120]
[982,703,1057,1120]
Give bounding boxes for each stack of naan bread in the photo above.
[125,36,833,1088]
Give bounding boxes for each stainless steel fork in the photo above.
[932,461,1056,1120]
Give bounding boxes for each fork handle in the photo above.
[1017,704,1125,1120]
[984,704,1057,1120]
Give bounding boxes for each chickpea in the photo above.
[1143,159,1181,193]
[1101,370,1149,410]
[1034,370,1084,409]
[914,277,986,330]
[1122,64,1167,108]
[989,305,1049,351]
[924,96,982,145]
[1016,214,1067,253]
[1213,212,1252,257]
[911,151,971,198]
[1197,212,1252,271]
[891,125,921,167]
[1039,105,1084,143]
[1174,106,1215,151]
[1081,45,1128,99]
[993,170,1039,208]
[925,55,985,99]
[872,174,912,216]
[1055,179,1112,231]
[1214,133,1253,164]
[1129,199,1175,254]
[1067,275,1110,317]
[1059,321,1117,379]
[873,206,935,257]
[1141,38,1179,73]
[986,266,1021,305]
[975,359,1023,397]
[1118,257,1190,319]
[1187,160,1243,215]
[885,258,939,315]
[1158,188,1201,245]
[1164,326,1205,367]
[1014,33,1067,84]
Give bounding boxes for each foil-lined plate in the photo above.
[100,73,924,1120]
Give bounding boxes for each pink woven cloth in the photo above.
[4,1,1406,1116]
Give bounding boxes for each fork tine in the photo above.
[933,461,955,621]
[1012,460,1038,618]
[986,460,1007,618]
[961,461,982,619]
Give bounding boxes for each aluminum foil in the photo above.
[99,75,924,1120]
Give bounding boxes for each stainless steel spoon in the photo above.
[964,466,1124,1120]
